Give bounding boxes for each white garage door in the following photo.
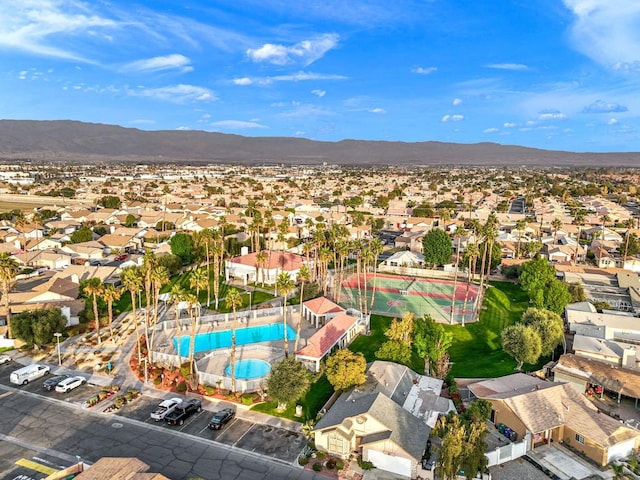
[365,449,412,478]
[608,439,636,463]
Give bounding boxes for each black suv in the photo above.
[42,374,70,391]
[165,399,202,426]
[208,408,235,430]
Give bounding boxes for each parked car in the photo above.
[150,397,183,421]
[0,354,11,364]
[165,399,202,426]
[55,375,86,393]
[10,364,50,385]
[208,408,235,430]
[43,374,71,391]
[114,254,128,261]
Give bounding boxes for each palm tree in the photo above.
[449,228,464,325]
[189,268,208,307]
[225,288,242,393]
[294,265,311,353]
[623,218,636,262]
[0,253,19,339]
[141,251,157,354]
[83,278,104,344]
[169,284,185,364]
[121,266,143,360]
[552,218,563,245]
[276,272,295,357]
[185,292,199,375]
[200,228,213,306]
[514,219,526,259]
[462,242,480,327]
[149,265,169,352]
[13,212,28,269]
[368,238,384,316]
[101,284,122,338]
[256,250,267,286]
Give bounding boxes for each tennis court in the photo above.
[339,272,480,324]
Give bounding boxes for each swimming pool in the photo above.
[225,359,271,379]
[174,323,296,355]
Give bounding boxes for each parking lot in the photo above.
[0,360,308,466]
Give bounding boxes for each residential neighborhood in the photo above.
[2,162,640,480]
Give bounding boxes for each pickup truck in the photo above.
[165,399,202,426]
[150,397,183,422]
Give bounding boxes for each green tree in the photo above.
[170,232,195,265]
[522,308,564,357]
[266,357,311,410]
[501,324,542,370]
[98,195,122,209]
[294,265,311,353]
[422,229,453,267]
[543,279,572,314]
[124,214,137,227]
[276,272,295,356]
[11,307,67,345]
[384,312,415,344]
[568,282,586,303]
[436,414,466,480]
[325,349,367,392]
[70,226,93,244]
[102,284,122,338]
[375,340,412,364]
[157,254,182,276]
[414,314,453,376]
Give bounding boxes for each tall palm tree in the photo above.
[449,228,464,325]
[185,292,199,375]
[552,218,563,245]
[294,265,311,353]
[141,251,157,354]
[121,266,143,360]
[200,228,213,306]
[13,212,28,269]
[462,242,480,327]
[211,231,224,309]
[514,219,526,259]
[169,284,185,364]
[83,278,104,344]
[368,238,384,316]
[256,250,268,287]
[149,265,169,352]
[189,268,208,307]
[276,272,295,357]
[225,288,242,393]
[0,253,19,339]
[101,284,122,338]
[623,218,636,262]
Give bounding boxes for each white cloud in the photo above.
[278,103,334,118]
[176,126,190,130]
[582,99,628,113]
[412,66,437,75]
[483,128,499,133]
[441,114,464,122]
[452,98,463,106]
[608,118,619,125]
[123,54,193,73]
[132,84,216,103]
[504,122,518,128]
[246,33,339,66]
[485,63,529,71]
[537,110,567,120]
[562,1,640,69]
[211,120,267,129]
[312,89,326,97]
[233,77,253,86]
[369,108,386,114]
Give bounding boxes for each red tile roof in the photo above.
[228,251,306,271]
[296,312,358,358]
[303,296,344,315]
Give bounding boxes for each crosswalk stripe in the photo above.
[15,458,58,475]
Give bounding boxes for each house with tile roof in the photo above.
[225,251,310,285]
[300,296,344,328]
[313,361,451,479]
[468,373,640,466]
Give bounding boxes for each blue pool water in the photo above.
[174,323,296,354]
[225,359,271,379]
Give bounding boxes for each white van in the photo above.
[10,364,51,385]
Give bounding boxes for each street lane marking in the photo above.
[0,391,12,399]
[15,458,58,475]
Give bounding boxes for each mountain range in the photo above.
[1,119,639,167]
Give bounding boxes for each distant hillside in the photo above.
[1,119,639,166]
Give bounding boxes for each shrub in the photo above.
[204,385,215,395]
[241,393,254,405]
[326,458,336,469]
[176,381,187,393]
[298,457,309,466]
[312,463,322,472]
[316,451,326,459]
[153,377,162,386]
[357,457,375,470]
[336,459,344,470]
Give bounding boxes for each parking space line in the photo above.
[232,424,253,447]
[15,458,58,475]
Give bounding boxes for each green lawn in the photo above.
[442,281,548,377]
[251,374,334,423]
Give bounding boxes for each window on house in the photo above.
[328,434,346,454]
[575,433,585,444]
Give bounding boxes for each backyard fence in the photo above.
[485,433,530,467]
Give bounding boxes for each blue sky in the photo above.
[2,1,640,152]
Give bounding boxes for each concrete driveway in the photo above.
[527,444,612,480]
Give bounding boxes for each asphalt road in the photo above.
[0,385,321,480]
